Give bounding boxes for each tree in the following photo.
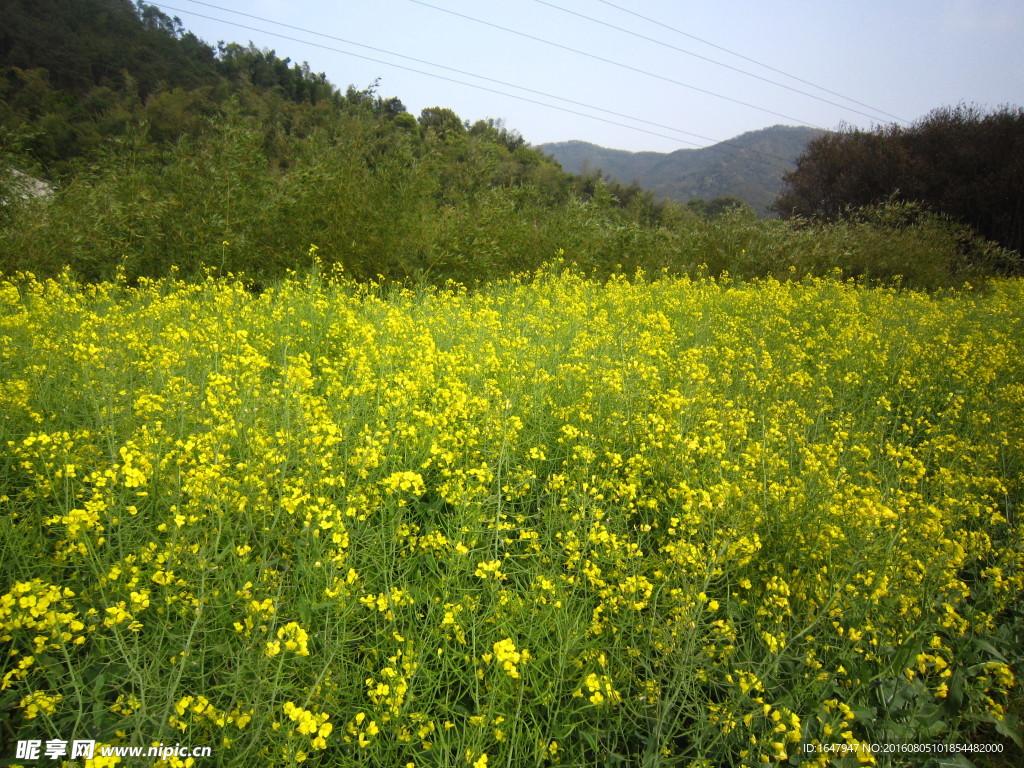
[687,196,752,219]
[418,107,466,141]
[773,105,1024,256]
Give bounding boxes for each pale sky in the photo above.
[153,0,1024,152]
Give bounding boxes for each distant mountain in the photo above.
[538,125,826,216]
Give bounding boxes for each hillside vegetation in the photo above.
[1,0,1020,288]
[776,106,1024,256]
[539,126,824,217]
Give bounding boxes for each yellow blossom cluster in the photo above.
[170,695,253,733]
[365,645,418,717]
[265,621,311,657]
[484,638,530,679]
[282,701,332,750]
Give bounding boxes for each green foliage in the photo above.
[1,0,1021,290]
[663,200,1020,289]
[418,106,467,141]
[685,196,753,219]
[775,105,1024,260]
[3,119,1018,289]
[540,127,825,217]
[0,0,343,174]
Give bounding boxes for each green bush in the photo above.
[2,105,1019,291]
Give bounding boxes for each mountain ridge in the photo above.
[537,125,826,216]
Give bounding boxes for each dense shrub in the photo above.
[775,105,1024,258]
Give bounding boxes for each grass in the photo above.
[1,266,1023,767]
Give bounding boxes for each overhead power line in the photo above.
[531,0,896,125]
[165,1,795,169]
[594,0,908,124]
[405,0,824,129]
[176,1,724,151]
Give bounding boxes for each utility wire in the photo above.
[179,0,747,153]
[531,0,894,124]
[159,2,787,166]
[169,1,795,169]
[594,0,908,124]
[406,0,823,129]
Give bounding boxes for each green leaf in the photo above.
[923,719,948,738]
[580,729,600,752]
[876,678,900,707]
[970,637,1008,663]
[946,669,965,710]
[850,704,877,721]
[994,714,1023,748]
[92,693,106,733]
[914,702,943,721]
[92,670,108,694]
[936,754,976,768]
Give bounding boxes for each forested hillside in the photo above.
[539,126,824,217]
[0,0,662,280]
[0,0,1019,287]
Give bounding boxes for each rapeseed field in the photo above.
[1,267,1022,766]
